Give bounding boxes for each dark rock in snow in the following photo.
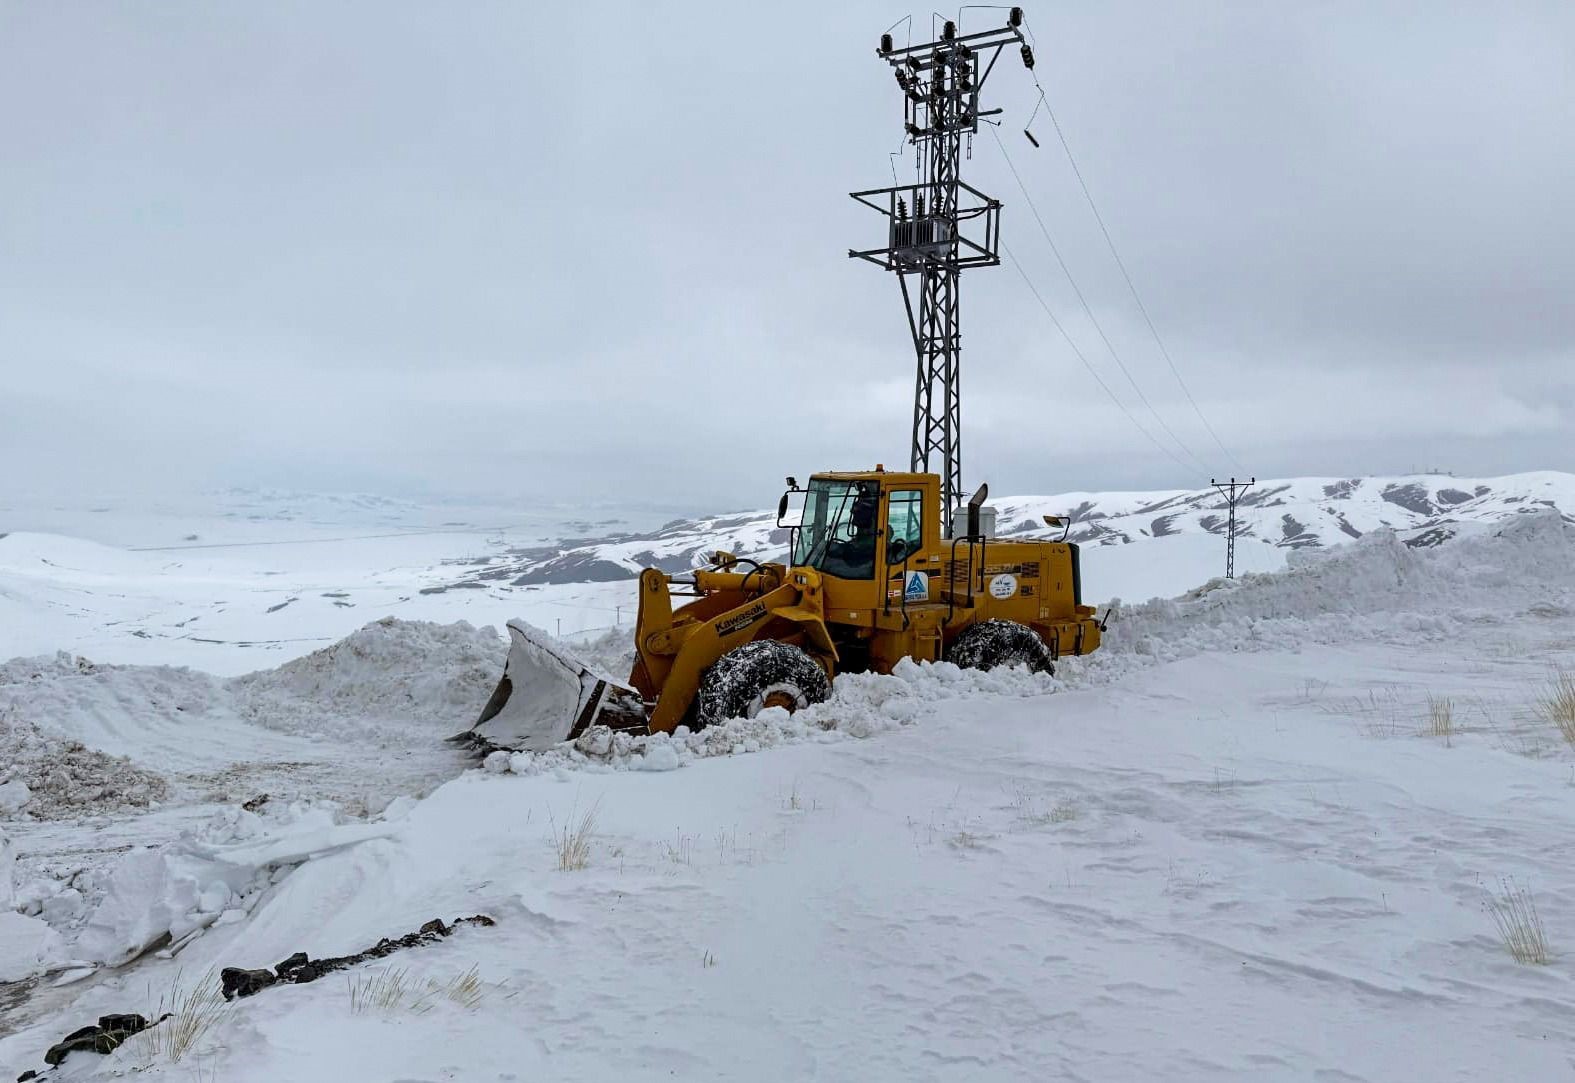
[38,1012,164,1069]
[222,914,495,1000]
[220,967,278,1000]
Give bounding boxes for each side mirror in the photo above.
[777,489,807,528]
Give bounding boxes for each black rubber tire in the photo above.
[946,619,1055,675]
[696,640,831,727]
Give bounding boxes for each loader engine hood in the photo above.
[464,619,644,752]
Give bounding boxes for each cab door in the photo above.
[882,486,931,605]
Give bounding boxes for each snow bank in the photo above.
[495,656,1061,775]
[1072,507,1575,683]
[0,618,502,824]
[227,617,503,741]
[493,509,1575,775]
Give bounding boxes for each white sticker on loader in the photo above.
[904,570,930,601]
[988,573,1018,599]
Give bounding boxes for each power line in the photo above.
[1004,241,1206,480]
[989,124,1216,476]
[1028,84,1246,473]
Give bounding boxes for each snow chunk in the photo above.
[74,801,393,966]
[633,740,681,772]
[0,910,64,983]
[0,778,30,814]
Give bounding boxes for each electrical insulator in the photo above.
[880,33,893,54]
[894,69,908,91]
[1020,43,1035,69]
[942,20,956,40]
[897,197,909,220]
[1009,6,1023,27]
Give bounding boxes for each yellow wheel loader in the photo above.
[466,468,1102,751]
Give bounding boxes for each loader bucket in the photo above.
[464,619,646,752]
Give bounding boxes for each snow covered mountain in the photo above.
[438,471,1575,587]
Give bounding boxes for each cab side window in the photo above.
[886,490,923,562]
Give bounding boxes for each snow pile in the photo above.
[491,657,1061,775]
[228,617,503,741]
[1075,507,1575,682]
[72,800,401,967]
[0,717,170,821]
[0,619,501,822]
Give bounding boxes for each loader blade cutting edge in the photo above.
[465,619,643,752]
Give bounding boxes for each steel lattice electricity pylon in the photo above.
[1212,476,1255,579]
[850,11,1032,532]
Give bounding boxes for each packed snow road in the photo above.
[2,510,1575,1079]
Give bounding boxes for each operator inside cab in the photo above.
[791,477,889,581]
[821,492,878,580]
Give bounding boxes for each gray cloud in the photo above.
[2,2,1571,511]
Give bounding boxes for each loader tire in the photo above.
[697,641,830,728]
[947,619,1055,675]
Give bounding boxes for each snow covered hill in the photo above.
[3,472,1571,675]
[4,509,1575,1079]
[441,471,1575,587]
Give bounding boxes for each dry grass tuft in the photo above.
[348,967,416,1015]
[349,965,489,1016]
[1537,669,1575,747]
[550,800,601,871]
[1487,878,1550,965]
[1048,799,1081,823]
[134,970,232,1063]
[440,965,486,1011]
[1427,694,1456,745]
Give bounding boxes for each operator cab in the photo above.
[779,470,941,583]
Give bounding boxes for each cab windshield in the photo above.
[790,478,879,580]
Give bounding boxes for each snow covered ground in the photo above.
[3,488,1575,1079]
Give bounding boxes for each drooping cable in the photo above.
[1026,84,1246,472]
[1004,241,1206,480]
[990,125,1216,475]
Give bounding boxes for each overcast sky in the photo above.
[2,2,1571,511]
